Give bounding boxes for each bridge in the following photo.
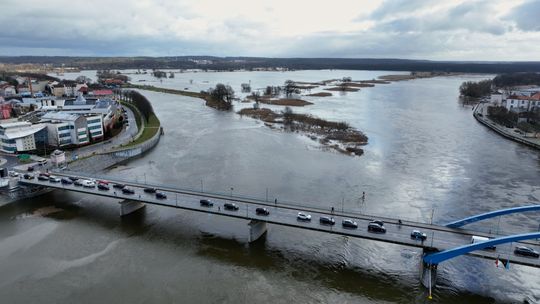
[18,171,540,289]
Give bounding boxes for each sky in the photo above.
[0,0,539,60]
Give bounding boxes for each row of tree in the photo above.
[492,73,540,87]
[118,90,155,122]
[459,80,492,98]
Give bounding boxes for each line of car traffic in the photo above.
[23,173,540,259]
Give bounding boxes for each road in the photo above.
[19,171,540,268]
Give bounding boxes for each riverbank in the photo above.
[379,72,460,82]
[124,83,229,110]
[474,103,540,150]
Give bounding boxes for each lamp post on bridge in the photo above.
[230,187,234,197]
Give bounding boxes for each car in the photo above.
[368,223,386,233]
[113,183,126,189]
[514,246,540,258]
[200,199,213,207]
[98,183,110,191]
[23,173,34,180]
[49,176,61,183]
[122,187,135,194]
[97,180,109,185]
[411,230,427,241]
[74,179,83,186]
[319,216,335,226]
[61,178,73,185]
[297,212,312,222]
[144,187,157,193]
[38,175,49,181]
[27,166,34,172]
[370,220,384,227]
[471,236,496,251]
[68,176,79,181]
[256,207,269,216]
[9,171,19,177]
[82,180,96,188]
[155,192,167,199]
[39,172,50,177]
[342,219,358,229]
[224,203,239,211]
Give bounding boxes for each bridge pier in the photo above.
[420,247,439,289]
[119,200,146,216]
[248,220,267,243]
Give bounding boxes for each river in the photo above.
[1,70,539,303]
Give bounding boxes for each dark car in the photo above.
[200,199,213,207]
[144,187,157,193]
[61,178,73,185]
[256,207,270,216]
[37,175,49,181]
[370,220,384,227]
[23,173,34,180]
[98,183,110,191]
[342,219,358,229]
[27,166,35,172]
[68,176,79,181]
[155,192,167,199]
[224,203,239,211]
[514,246,540,258]
[74,179,83,186]
[122,188,135,195]
[368,223,386,233]
[410,230,427,241]
[319,216,335,226]
[113,183,126,189]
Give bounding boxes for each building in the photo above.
[61,94,118,131]
[0,121,48,153]
[0,84,16,97]
[90,89,114,98]
[503,94,540,112]
[41,112,89,146]
[50,149,66,167]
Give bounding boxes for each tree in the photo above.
[284,80,295,97]
[75,75,92,84]
[209,83,234,110]
[283,106,293,126]
[459,80,492,98]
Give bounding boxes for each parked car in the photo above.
[256,207,269,216]
[113,183,126,189]
[200,199,213,207]
[155,192,167,199]
[122,187,135,194]
[27,166,34,172]
[342,219,358,229]
[319,216,335,226]
[410,230,427,241]
[224,203,239,211]
[144,187,157,193]
[297,212,312,222]
[38,175,49,181]
[98,183,110,191]
[514,246,540,258]
[368,223,386,233]
[61,178,73,185]
[23,173,34,180]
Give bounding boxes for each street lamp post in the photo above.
[230,187,234,197]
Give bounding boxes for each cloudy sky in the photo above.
[1,0,539,60]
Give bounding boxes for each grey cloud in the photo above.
[374,0,508,35]
[505,0,540,32]
[369,0,431,20]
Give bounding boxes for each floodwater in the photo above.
[1,70,540,303]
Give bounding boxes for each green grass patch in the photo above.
[123,113,160,147]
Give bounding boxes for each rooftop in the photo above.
[4,123,47,140]
[41,112,80,122]
[0,121,32,129]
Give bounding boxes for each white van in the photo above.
[471,235,496,251]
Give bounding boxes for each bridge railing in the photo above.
[56,170,438,224]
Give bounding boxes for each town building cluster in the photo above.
[0,76,121,154]
[490,88,540,113]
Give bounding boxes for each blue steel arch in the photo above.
[446,205,540,228]
[423,232,540,265]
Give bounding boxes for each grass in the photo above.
[124,113,160,147]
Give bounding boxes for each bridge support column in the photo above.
[119,200,146,216]
[420,247,439,289]
[248,220,267,243]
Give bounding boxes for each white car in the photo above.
[81,180,96,188]
[297,212,312,222]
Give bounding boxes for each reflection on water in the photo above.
[2,70,540,303]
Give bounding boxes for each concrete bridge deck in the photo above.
[19,171,540,269]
